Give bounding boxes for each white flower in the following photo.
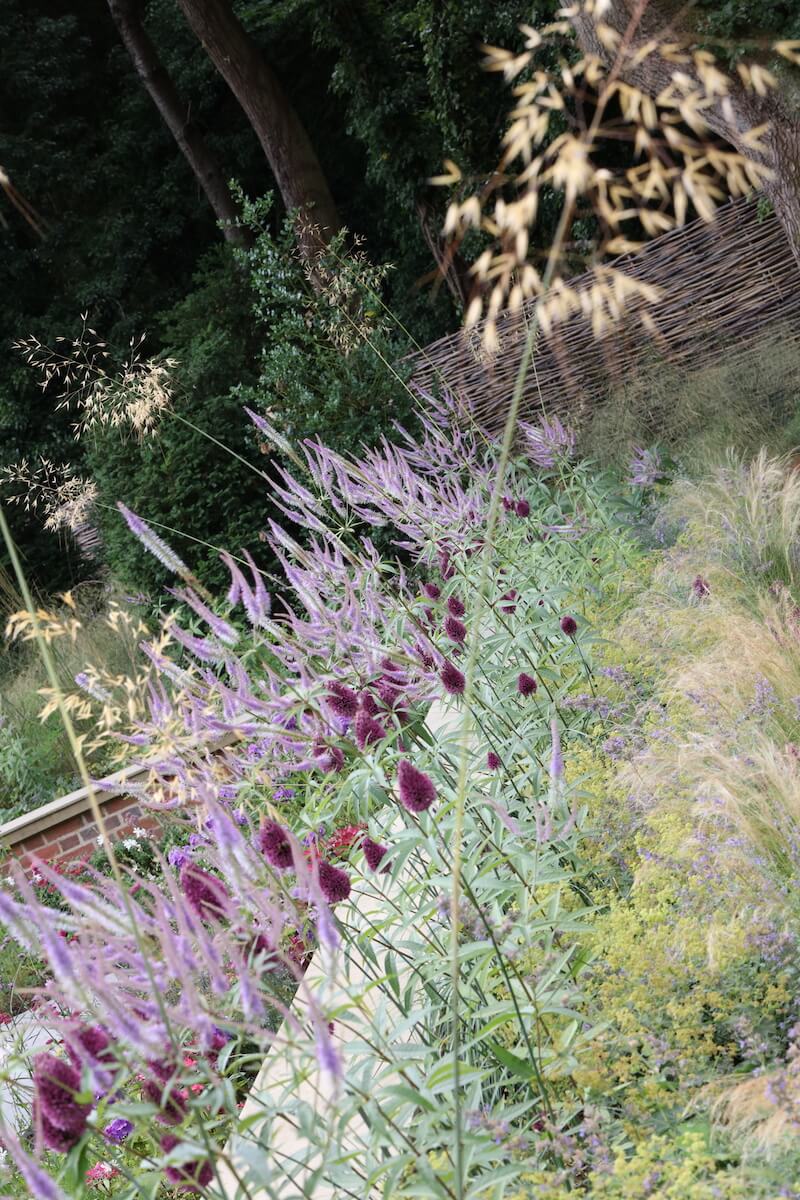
[133,827,147,838]
[122,838,137,850]
[96,835,104,846]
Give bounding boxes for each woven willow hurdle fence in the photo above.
[407,195,800,433]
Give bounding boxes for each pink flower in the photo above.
[397,760,437,814]
[86,1163,119,1185]
[258,820,294,870]
[517,672,537,696]
[318,860,351,903]
[440,661,465,696]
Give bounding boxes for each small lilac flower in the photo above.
[258,820,294,870]
[180,863,229,922]
[447,596,465,618]
[318,860,351,903]
[33,1053,91,1136]
[355,708,386,749]
[104,1117,134,1144]
[423,582,441,600]
[560,615,578,636]
[487,752,501,770]
[168,846,191,869]
[232,808,248,827]
[325,680,359,719]
[218,785,238,801]
[362,837,389,873]
[444,615,467,644]
[693,575,710,599]
[397,760,437,814]
[160,1134,213,1190]
[515,499,530,518]
[440,661,465,696]
[523,415,576,467]
[517,672,537,697]
[273,786,295,801]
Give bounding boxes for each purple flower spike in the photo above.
[161,1134,213,1190]
[397,759,437,814]
[447,596,465,618]
[355,708,386,750]
[560,615,578,636]
[33,1053,90,1136]
[325,680,359,719]
[258,820,294,870]
[423,582,441,600]
[444,615,467,644]
[487,752,501,770]
[440,661,465,696]
[180,863,229,922]
[517,672,537,697]
[362,837,389,873]
[318,860,352,903]
[515,499,530,518]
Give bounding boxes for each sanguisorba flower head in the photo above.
[440,660,465,696]
[560,615,578,637]
[34,1052,91,1142]
[180,863,229,922]
[318,860,352,903]
[447,595,465,617]
[397,759,437,814]
[515,499,530,518]
[160,1134,213,1191]
[423,582,441,600]
[325,680,359,719]
[355,708,386,750]
[258,820,294,870]
[444,615,467,644]
[487,751,501,770]
[517,672,537,697]
[362,837,389,873]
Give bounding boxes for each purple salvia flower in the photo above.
[317,860,351,903]
[117,504,190,577]
[168,846,191,869]
[104,1117,134,1144]
[258,821,294,870]
[362,837,389,872]
[397,759,437,813]
[355,708,386,749]
[444,615,467,644]
[447,596,465,618]
[517,672,537,696]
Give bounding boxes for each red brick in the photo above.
[57,834,80,852]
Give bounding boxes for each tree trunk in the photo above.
[570,0,800,266]
[107,0,250,248]
[174,0,341,263]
